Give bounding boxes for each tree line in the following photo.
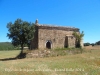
[84,41,100,46]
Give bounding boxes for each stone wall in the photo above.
[65,36,76,48]
[30,26,38,49]
[38,26,79,49]
[31,25,80,49]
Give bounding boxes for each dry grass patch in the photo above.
[0,49,100,75]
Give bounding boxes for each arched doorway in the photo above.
[46,41,51,49]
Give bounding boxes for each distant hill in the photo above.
[0,42,11,44]
[0,42,20,50]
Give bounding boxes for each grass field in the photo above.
[0,47,100,75]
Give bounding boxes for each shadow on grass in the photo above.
[0,52,26,61]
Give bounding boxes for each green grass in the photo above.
[0,50,20,59]
[0,49,100,75]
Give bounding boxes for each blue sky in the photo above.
[0,0,100,43]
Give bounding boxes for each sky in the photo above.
[0,0,100,43]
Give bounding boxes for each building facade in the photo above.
[30,20,80,49]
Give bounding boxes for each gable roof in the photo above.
[36,24,79,32]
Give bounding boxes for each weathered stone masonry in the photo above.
[30,20,80,49]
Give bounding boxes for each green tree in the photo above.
[73,31,84,48]
[95,41,100,45]
[84,42,90,46]
[7,19,35,54]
